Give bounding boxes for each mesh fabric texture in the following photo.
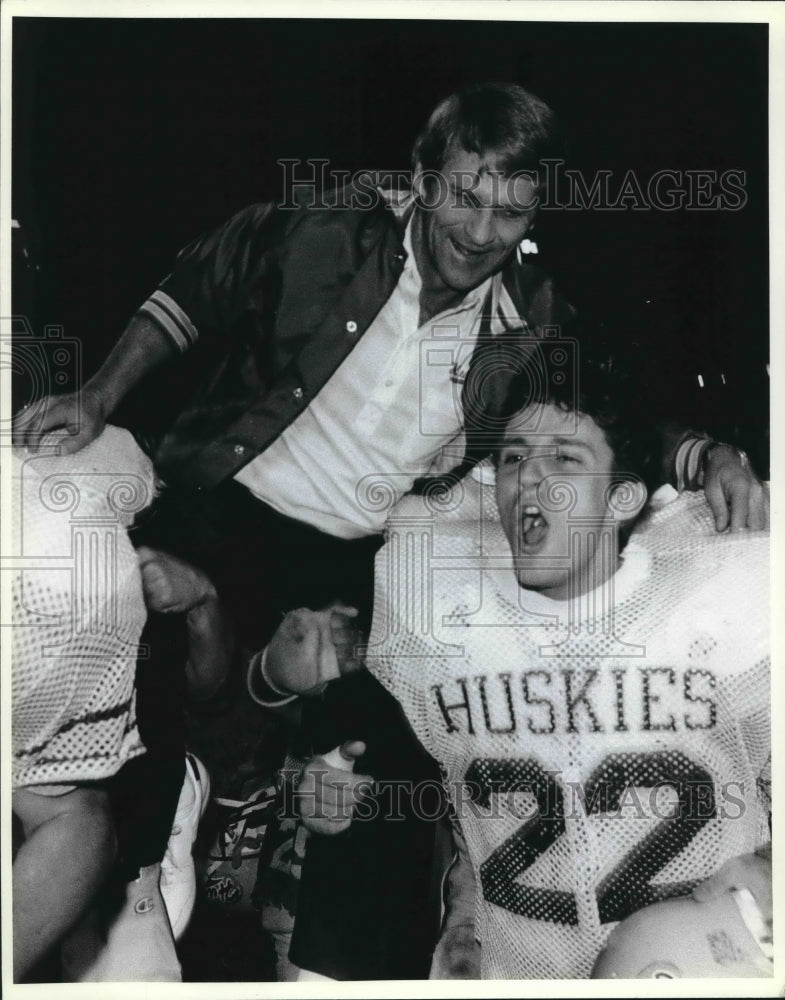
[11,427,154,789]
[368,475,769,979]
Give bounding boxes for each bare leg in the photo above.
[12,785,116,981]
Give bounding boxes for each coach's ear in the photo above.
[608,478,648,524]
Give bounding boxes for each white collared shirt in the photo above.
[235,218,521,538]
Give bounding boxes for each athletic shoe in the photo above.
[160,752,211,939]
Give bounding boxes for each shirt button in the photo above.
[234,444,245,455]
[346,320,358,334]
[293,387,303,400]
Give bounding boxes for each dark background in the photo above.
[12,17,769,473]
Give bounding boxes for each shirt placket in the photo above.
[357,262,419,431]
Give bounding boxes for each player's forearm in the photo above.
[444,816,477,926]
[184,595,235,700]
[429,816,481,978]
[246,647,301,721]
[86,314,178,414]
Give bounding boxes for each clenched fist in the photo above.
[265,604,365,697]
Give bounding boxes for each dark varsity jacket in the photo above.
[135,182,579,493]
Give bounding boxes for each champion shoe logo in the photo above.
[135,896,156,915]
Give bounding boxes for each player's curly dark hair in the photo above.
[493,342,663,496]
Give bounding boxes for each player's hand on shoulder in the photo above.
[296,741,372,836]
[429,922,481,979]
[12,384,107,455]
[703,444,769,532]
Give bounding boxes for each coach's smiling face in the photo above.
[413,145,538,298]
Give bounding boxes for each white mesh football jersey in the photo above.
[369,480,770,979]
[11,428,154,789]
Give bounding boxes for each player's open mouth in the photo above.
[521,504,548,550]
